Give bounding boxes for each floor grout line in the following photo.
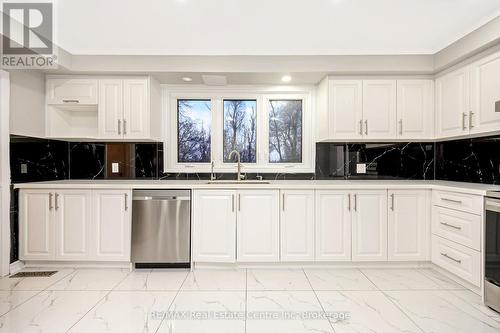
[0,267,76,319]
[63,268,133,333]
[302,268,337,333]
[154,269,190,333]
[380,290,426,333]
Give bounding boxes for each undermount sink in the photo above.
[206,180,270,184]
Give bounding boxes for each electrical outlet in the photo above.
[20,163,28,174]
[112,163,119,173]
[356,163,367,174]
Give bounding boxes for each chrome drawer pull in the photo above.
[49,193,53,210]
[62,99,79,103]
[440,222,462,230]
[441,252,461,264]
[441,198,462,204]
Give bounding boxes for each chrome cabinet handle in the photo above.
[62,99,79,103]
[348,193,351,211]
[359,120,363,135]
[390,193,395,211]
[282,193,285,211]
[364,120,368,135]
[440,222,462,230]
[441,198,462,204]
[469,111,474,128]
[354,194,357,211]
[462,112,467,130]
[399,119,403,135]
[54,193,59,210]
[232,194,235,212]
[118,119,121,135]
[238,194,241,211]
[124,193,128,211]
[49,193,53,210]
[441,252,461,264]
[123,119,127,135]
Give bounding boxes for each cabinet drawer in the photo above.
[47,79,98,104]
[431,235,481,287]
[432,190,482,215]
[432,206,481,251]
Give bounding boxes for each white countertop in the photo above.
[12,179,500,195]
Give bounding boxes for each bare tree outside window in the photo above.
[269,100,302,163]
[177,99,211,163]
[223,100,257,163]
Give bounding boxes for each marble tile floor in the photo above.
[0,267,498,333]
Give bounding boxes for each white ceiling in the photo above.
[54,0,500,55]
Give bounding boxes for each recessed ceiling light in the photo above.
[281,75,292,83]
[182,77,193,82]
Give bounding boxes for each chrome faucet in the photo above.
[210,161,216,181]
[228,150,244,181]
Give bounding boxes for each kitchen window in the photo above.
[268,99,302,163]
[177,99,212,163]
[223,99,257,163]
[165,88,313,172]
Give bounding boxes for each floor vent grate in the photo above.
[10,271,57,278]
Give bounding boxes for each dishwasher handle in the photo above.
[133,196,190,201]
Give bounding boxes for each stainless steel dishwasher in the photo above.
[131,190,191,268]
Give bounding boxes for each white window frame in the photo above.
[164,85,315,173]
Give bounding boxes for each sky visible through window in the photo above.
[223,100,257,163]
[177,99,211,163]
[269,100,302,163]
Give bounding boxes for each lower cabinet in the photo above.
[19,189,131,262]
[315,190,351,261]
[237,190,279,262]
[351,190,388,261]
[280,190,315,261]
[193,190,236,263]
[388,190,430,261]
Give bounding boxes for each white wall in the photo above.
[9,70,45,138]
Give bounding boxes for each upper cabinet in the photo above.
[46,76,161,141]
[436,49,500,139]
[318,78,433,141]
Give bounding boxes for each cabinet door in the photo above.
[315,191,352,261]
[470,51,500,134]
[352,190,388,261]
[19,190,55,260]
[123,79,149,139]
[397,80,434,139]
[362,80,397,139]
[54,190,92,260]
[193,190,236,263]
[92,190,131,261]
[98,79,123,139]
[388,190,429,261]
[47,78,98,104]
[436,67,470,138]
[280,190,315,261]
[237,190,279,262]
[329,80,363,139]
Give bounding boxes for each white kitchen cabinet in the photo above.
[19,190,55,260]
[55,190,92,260]
[328,80,363,139]
[98,79,123,139]
[92,190,131,261]
[435,67,471,138]
[470,51,500,134]
[193,190,236,263]
[237,190,279,262]
[362,80,397,139]
[46,78,98,105]
[388,190,429,261]
[280,190,315,261]
[315,190,352,261]
[123,79,149,139]
[351,190,388,261]
[396,80,434,139]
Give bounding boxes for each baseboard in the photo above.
[194,261,433,270]
[9,260,25,275]
[430,263,482,295]
[23,261,132,270]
